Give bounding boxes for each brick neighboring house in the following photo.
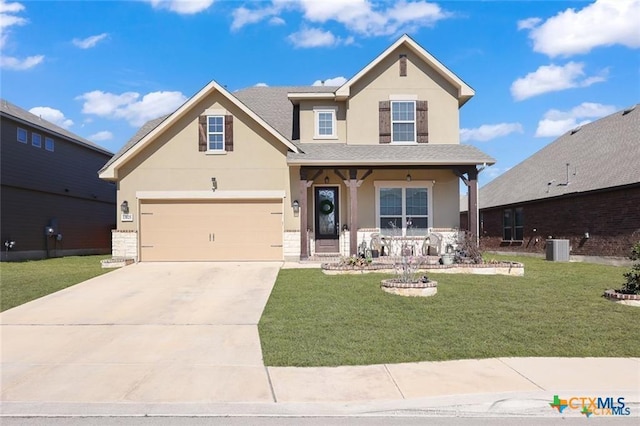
[1,99,116,261]
[461,105,640,258]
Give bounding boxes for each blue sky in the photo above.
[1,0,638,186]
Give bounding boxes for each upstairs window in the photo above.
[379,100,428,144]
[314,107,337,139]
[45,137,54,152]
[207,116,224,151]
[17,127,27,143]
[391,101,415,143]
[198,114,234,153]
[32,133,42,148]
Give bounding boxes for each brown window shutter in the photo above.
[399,54,407,77]
[379,101,391,144]
[198,115,207,151]
[416,100,429,143]
[224,115,233,152]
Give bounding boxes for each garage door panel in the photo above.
[140,200,283,261]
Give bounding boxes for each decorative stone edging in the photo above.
[321,261,524,276]
[101,258,135,269]
[380,278,438,297]
[603,290,640,307]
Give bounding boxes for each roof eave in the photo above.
[287,159,495,167]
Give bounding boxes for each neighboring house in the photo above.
[99,34,495,262]
[1,99,116,261]
[461,105,640,258]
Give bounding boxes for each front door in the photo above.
[314,186,339,253]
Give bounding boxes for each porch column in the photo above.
[299,168,310,259]
[467,167,479,245]
[347,169,359,256]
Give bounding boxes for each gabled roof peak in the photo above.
[335,34,474,106]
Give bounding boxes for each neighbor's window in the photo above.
[503,207,524,241]
[17,127,27,143]
[45,137,54,152]
[314,108,337,139]
[32,133,42,148]
[207,116,224,151]
[377,182,431,236]
[391,101,416,143]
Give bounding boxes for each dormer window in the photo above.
[314,107,337,139]
[391,101,416,143]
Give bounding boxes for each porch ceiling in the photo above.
[287,143,495,166]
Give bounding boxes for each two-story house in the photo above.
[99,35,495,262]
[1,99,116,260]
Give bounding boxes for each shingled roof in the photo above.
[477,105,640,210]
[1,98,112,156]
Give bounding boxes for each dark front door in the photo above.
[314,186,339,253]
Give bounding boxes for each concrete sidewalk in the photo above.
[1,357,638,417]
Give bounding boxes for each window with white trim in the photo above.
[391,101,416,143]
[376,181,432,236]
[17,127,27,143]
[314,107,337,139]
[207,116,224,151]
[32,133,42,148]
[45,137,54,152]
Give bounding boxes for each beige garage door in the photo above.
[140,199,283,261]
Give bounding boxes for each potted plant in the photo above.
[441,243,455,265]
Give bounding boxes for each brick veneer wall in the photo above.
[477,185,640,257]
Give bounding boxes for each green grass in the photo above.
[259,255,640,366]
[0,255,111,312]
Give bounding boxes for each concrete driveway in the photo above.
[1,262,280,403]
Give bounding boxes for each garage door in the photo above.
[139,199,283,261]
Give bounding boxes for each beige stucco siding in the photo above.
[347,46,460,145]
[298,100,347,143]
[116,90,297,231]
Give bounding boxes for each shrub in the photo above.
[619,241,640,295]
[454,232,483,264]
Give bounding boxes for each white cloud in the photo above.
[0,0,44,69]
[520,0,640,57]
[0,54,43,70]
[269,16,285,26]
[510,61,607,101]
[483,166,511,181]
[459,123,523,142]
[254,82,269,87]
[72,33,108,49]
[77,90,187,127]
[312,76,347,86]
[516,17,541,30]
[146,0,214,15]
[232,0,451,39]
[288,27,342,48]
[88,131,113,141]
[535,102,617,137]
[28,106,74,128]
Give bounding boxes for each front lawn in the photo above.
[259,256,640,366]
[0,255,111,312]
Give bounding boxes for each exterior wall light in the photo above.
[406,172,412,182]
[120,201,129,214]
[324,176,330,184]
[211,177,217,191]
[292,200,300,216]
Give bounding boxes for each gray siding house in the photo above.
[1,99,116,260]
[461,105,640,258]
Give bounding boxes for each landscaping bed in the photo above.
[321,258,524,276]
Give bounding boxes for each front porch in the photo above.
[296,165,481,260]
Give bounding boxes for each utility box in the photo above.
[546,239,570,261]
